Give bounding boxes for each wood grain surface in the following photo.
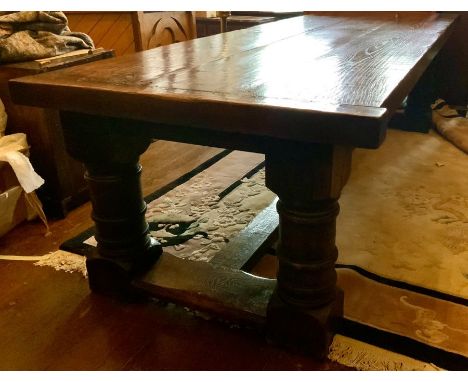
[9,13,457,149]
[135,253,275,326]
[66,12,137,56]
[132,11,197,50]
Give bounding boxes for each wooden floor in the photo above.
[0,141,351,371]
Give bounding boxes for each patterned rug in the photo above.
[59,129,468,370]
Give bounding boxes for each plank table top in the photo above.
[10,13,457,148]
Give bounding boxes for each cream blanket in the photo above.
[0,11,94,63]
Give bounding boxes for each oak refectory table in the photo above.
[9,13,457,358]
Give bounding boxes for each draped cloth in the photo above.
[0,11,94,63]
[0,100,49,236]
[0,133,44,193]
[431,99,468,154]
[0,132,50,236]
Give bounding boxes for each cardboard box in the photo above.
[0,149,37,238]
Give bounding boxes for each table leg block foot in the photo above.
[266,288,343,359]
[87,241,162,301]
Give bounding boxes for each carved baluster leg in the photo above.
[265,142,352,358]
[61,112,162,298]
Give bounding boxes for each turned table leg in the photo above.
[61,112,162,298]
[400,60,437,133]
[265,142,352,358]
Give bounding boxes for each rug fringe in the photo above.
[0,254,49,261]
[329,334,443,371]
[0,250,87,277]
[33,250,87,278]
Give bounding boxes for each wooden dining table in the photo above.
[9,13,457,358]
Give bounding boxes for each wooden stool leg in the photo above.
[264,143,352,358]
[61,112,162,298]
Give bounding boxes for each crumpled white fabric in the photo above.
[0,133,44,193]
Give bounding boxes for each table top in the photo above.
[9,13,457,148]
